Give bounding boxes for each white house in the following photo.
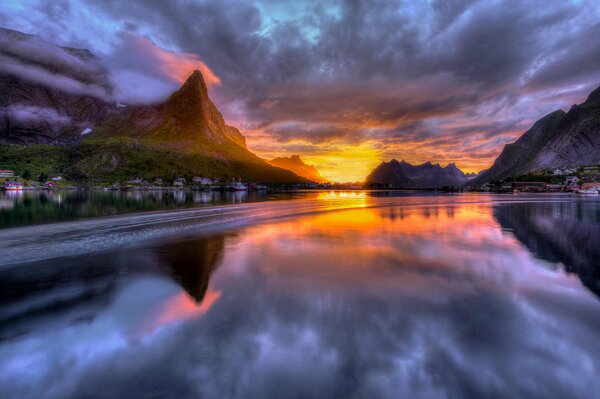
[553,169,563,176]
[566,176,579,185]
[192,177,213,185]
[127,177,143,185]
[51,176,63,181]
[173,178,186,186]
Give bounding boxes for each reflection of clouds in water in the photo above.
[1,201,600,398]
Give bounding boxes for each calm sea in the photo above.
[0,192,598,398]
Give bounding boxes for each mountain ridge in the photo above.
[365,159,472,188]
[267,155,327,183]
[471,84,600,184]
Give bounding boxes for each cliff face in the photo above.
[0,27,114,145]
[147,70,247,151]
[365,159,472,188]
[472,85,600,184]
[268,155,327,183]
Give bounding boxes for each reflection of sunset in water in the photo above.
[219,201,560,298]
[2,194,600,399]
[137,289,222,336]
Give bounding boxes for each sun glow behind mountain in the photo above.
[2,0,600,182]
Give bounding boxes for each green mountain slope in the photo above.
[1,70,307,184]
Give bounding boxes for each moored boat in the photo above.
[225,179,248,191]
[2,181,23,191]
[577,189,599,195]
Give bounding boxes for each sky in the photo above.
[1,0,600,181]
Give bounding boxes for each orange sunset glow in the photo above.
[2,1,600,397]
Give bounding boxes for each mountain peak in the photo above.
[146,68,251,150]
[268,155,327,183]
[584,84,600,108]
[177,70,209,100]
[185,69,207,86]
[366,158,470,188]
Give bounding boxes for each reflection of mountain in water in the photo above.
[494,201,600,298]
[158,235,225,303]
[0,234,225,340]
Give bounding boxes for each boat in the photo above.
[225,179,248,191]
[2,181,23,191]
[577,189,599,195]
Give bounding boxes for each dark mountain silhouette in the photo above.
[365,159,472,188]
[268,155,327,183]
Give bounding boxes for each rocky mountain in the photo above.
[365,159,472,188]
[365,159,415,188]
[0,28,307,184]
[471,85,600,184]
[0,27,114,145]
[90,70,257,162]
[267,155,327,183]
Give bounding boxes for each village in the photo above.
[1,164,600,194]
[474,165,600,194]
[0,169,337,192]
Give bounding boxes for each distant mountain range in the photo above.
[471,85,600,184]
[268,155,327,183]
[365,159,475,188]
[0,27,308,184]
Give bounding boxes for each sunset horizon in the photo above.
[2,1,599,181]
[1,2,599,398]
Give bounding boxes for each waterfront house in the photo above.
[44,181,55,188]
[580,182,600,191]
[582,165,600,175]
[3,180,22,190]
[173,178,186,187]
[565,176,579,185]
[192,177,213,185]
[51,176,63,181]
[546,184,564,192]
[512,182,547,192]
[0,170,14,178]
[127,177,143,185]
[154,178,164,185]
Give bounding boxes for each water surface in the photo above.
[1,193,599,399]
[0,189,305,229]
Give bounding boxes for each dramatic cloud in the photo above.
[1,0,599,180]
[0,29,111,99]
[106,32,221,104]
[6,105,71,124]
